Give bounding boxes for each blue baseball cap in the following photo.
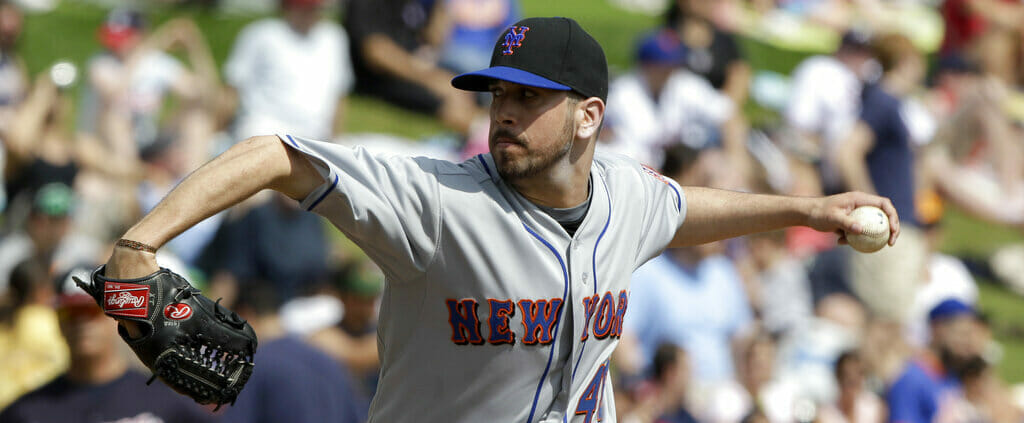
[928,298,976,323]
[451,17,609,102]
[636,29,687,65]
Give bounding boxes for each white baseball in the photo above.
[845,206,890,253]
[49,61,77,88]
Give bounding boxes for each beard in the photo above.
[492,111,576,181]
[940,347,977,378]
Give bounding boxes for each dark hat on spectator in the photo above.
[839,29,872,51]
[636,29,687,65]
[31,182,74,217]
[98,8,144,51]
[451,17,609,102]
[928,298,976,323]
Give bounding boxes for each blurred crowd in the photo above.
[0,0,1023,422]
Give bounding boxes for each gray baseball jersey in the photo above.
[280,134,687,422]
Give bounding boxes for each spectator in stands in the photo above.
[0,0,25,213]
[200,193,330,306]
[80,9,219,163]
[0,0,24,135]
[665,0,751,107]
[651,344,699,423]
[784,29,874,196]
[958,355,1023,423]
[619,343,698,423]
[0,257,67,410]
[775,293,866,404]
[744,229,813,336]
[222,280,367,423]
[225,0,353,141]
[886,298,980,423]
[835,32,927,325]
[344,0,481,134]
[701,331,799,423]
[309,260,383,398]
[437,0,520,75]
[916,55,1024,230]
[817,350,887,423]
[5,68,141,240]
[617,147,753,386]
[600,29,739,169]
[0,183,99,295]
[940,0,1024,86]
[0,267,217,423]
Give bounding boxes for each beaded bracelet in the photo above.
[115,239,158,254]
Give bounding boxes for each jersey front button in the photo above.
[582,273,589,284]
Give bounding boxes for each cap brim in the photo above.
[451,66,571,92]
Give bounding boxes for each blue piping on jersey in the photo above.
[571,177,613,382]
[307,173,339,211]
[668,181,681,212]
[283,135,338,212]
[477,154,493,178]
[522,223,569,423]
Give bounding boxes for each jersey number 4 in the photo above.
[575,363,608,423]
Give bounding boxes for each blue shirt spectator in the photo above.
[221,336,367,423]
[437,0,520,74]
[200,195,330,302]
[0,371,216,423]
[623,251,753,384]
[860,82,918,227]
[886,355,963,423]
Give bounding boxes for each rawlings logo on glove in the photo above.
[75,266,257,409]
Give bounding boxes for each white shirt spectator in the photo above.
[786,56,860,143]
[81,50,186,148]
[906,253,978,347]
[226,18,353,141]
[785,55,861,189]
[601,69,733,167]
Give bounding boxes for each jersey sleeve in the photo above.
[633,165,687,268]
[279,134,442,282]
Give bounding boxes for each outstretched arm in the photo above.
[669,188,900,248]
[106,135,323,280]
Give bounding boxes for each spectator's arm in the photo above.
[89,57,128,105]
[923,148,1024,226]
[73,132,143,180]
[5,74,57,166]
[361,34,455,97]
[835,122,877,194]
[722,60,751,106]
[966,0,1024,30]
[142,18,218,104]
[423,0,450,49]
[308,326,380,373]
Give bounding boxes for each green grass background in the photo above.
[24,0,1024,381]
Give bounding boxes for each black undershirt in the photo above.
[534,180,593,236]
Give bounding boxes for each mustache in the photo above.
[491,128,524,145]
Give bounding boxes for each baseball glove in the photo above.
[73,265,257,409]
